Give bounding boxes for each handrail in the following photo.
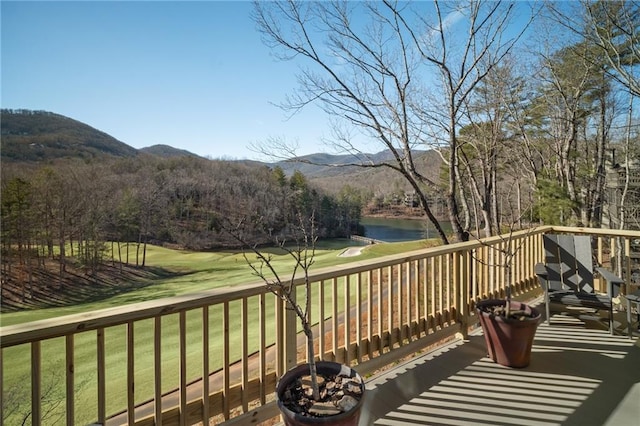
[0,226,555,347]
[0,281,267,348]
[1,225,638,425]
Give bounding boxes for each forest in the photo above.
[0,155,366,300]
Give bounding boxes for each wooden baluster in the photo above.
[318,280,325,360]
[154,318,162,425]
[31,341,41,426]
[241,298,248,412]
[223,302,230,419]
[332,277,338,362]
[367,269,374,360]
[127,321,134,426]
[65,335,74,426]
[386,265,393,349]
[179,312,187,426]
[97,328,106,425]
[356,272,362,364]
[377,268,383,354]
[344,275,351,364]
[259,294,266,405]
[202,307,209,424]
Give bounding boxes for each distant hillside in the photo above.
[275,151,408,178]
[277,150,443,196]
[1,109,139,162]
[0,109,442,198]
[140,144,200,158]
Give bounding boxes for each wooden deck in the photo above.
[361,300,640,426]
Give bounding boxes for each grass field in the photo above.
[1,238,437,424]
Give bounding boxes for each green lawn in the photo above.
[1,238,437,424]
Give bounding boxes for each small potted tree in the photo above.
[475,229,542,368]
[220,213,366,425]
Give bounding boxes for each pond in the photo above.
[360,217,451,242]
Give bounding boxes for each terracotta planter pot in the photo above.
[276,361,365,426]
[476,299,541,368]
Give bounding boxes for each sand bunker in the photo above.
[338,247,366,257]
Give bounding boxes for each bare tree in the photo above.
[253,0,449,242]
[583,0,639,98]
[533,41,597,225]
[252,0,535,243]
[399,1,536,241]
[544,1,639,97]
[528,5,628,227]
[217,212,322,400]
[617,95,640,231]
[2,370,65,426]
[542,1,636,228]
[458,63,521,237]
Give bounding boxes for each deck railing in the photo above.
[1,226,639,425]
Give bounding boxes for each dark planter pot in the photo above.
[476,299,541,368]
[276,361,365,426]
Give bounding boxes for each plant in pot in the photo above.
[221,213,366,425]
[474,229,542,368]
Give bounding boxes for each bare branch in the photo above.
[217,209,321,400]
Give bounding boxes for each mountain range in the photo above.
[1,109,190,162]
[0,109,441,193]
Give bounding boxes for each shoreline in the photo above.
[362,212,447,222]
[362,212,426,221]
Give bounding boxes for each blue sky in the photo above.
[2,1,544,160]
[1,1,330,160]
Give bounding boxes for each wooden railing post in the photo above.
[65,335,74,426]
[625,238,631,291]
[455,251,470,339]
[0,349,3,424]
[31,341,41,426]
[284,286,297,371]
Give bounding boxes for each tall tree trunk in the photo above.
[590,82,608,227]
[490,154,500,233]
[564,128,582,224]
[58,212,66,290]
[142,238,148,268]
[118,241,123,273]
[27,239,33,299]
[448,127,467,242]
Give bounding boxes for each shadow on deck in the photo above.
[361,303,640,426]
